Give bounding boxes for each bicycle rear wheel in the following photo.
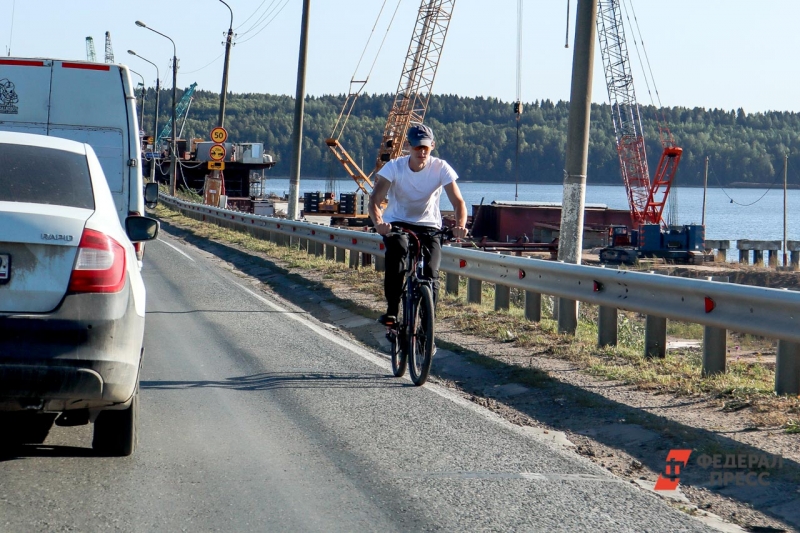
[389,297,408,377]
[408,284,435,386]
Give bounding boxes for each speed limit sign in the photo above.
[210,127,228,144]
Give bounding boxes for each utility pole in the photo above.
[128,50,160,184]
[218,0,233,128]
[557,0,598,334]
[784,153,788,266]
[288,0,310,221]
[702,156,708,226]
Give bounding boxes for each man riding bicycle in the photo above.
[368,124,468,327]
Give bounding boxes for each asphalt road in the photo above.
[0,231,715,532]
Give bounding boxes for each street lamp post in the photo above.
[128,69,146,130]
[218,0,233,128]
[135,20,178,196]
[128,50,161,184]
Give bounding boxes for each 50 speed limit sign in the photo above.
[210,127,228,144]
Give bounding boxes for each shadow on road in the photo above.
[142,371,407,391]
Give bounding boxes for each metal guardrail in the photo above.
[160,195,800,393]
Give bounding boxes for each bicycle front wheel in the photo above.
[408,284,435,386]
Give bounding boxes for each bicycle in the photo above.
[383,226,454,386]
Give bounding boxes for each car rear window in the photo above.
[0,143,94,209]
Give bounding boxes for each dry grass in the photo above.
[153,201,799,427]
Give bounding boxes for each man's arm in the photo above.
[443,181,468,239]
[369,176,392,235]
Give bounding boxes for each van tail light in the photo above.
[67,229,127,294]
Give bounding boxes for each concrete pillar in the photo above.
[769,249,779,268]
[495,284,510,311]
[645,315,667,359]
[753,250,764,266]
[792,251,800,271]
[525,291,541,322]
[375,256,385,272]
[467,278,482,304]
[716,248,727,263]
[598,306,617,347]
[445,272,459,296]
[775,340,800,395]
[335,247,346,264]
[739,250,749,264]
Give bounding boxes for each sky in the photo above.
[3,0,800,114]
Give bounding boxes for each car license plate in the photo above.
[0,254,9,283]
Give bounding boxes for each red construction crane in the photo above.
[325,0,456,197]
[596,0,681,227]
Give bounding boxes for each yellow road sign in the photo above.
[210,127,228,144]
[208,161,225,170]
[209,144,226,161]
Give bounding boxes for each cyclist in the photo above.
[368,124,468,327]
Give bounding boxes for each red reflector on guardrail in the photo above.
[311,230,316,235]
[459,260,467,268]
[518,270,526,279]
[352,238,358,244]
[379,243,385,250]
[704,297,715,313]
[593,281,603,292]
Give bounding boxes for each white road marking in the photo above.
[157,237,195,261]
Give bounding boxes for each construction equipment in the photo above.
[85,37,97,62]
[322,0,456,224]
[595,0,703,264]
[156,82,197,149]
[104,31,115,64]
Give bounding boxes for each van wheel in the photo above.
[92,388,138,457]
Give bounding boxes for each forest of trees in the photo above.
[139,88,800,187]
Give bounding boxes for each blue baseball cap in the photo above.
[407,124,434,147]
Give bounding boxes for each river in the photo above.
[262,177,795,243]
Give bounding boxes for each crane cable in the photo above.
[514,0,523,201]
[564,0,570,48]
[330,0,404,140]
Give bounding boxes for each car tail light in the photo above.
[67,229,127,293]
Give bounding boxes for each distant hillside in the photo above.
[140,89,800,187]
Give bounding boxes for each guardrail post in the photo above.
[446,272,459,295]
[598,306,617,347]
[775,340,800,395]
[336,246,346,264]
[290,236,299,249]
[495,284,510,311]
[467,278,482,304]
[525,291,541,322]
[645,315,667,359]
[299,237,308,252]
[315,241,324,257]
[362,253,372,268]
[702,276,729,376]
[349,250,359,269]
[326,243,335,260]
[375,255,385,272]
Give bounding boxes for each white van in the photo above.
[0,58,156,257]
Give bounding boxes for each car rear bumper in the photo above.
[0,279,144,411]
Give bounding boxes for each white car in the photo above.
[0,132,158,456]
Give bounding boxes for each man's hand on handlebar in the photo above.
[375,222,392,236]
[451,226,468,240]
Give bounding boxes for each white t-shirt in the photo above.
[377,155,458,229]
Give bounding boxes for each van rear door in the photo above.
[0,59,52,135]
